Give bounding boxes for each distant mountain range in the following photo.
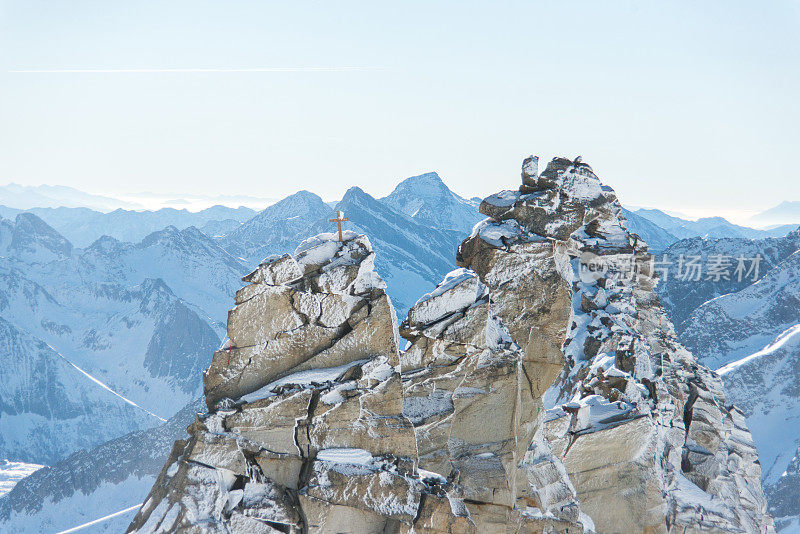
[0,173,798,532]
[621,207,797,252]
[750,201,800,227]
[0,183,277,212]
[0,205,257,246]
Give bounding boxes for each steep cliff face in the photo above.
[129,156,775,534]
[400,268,589,532]
[128,229,590,533]
[128,232,418,533]
[457,156,775,533]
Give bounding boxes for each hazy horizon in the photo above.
[2,1,799,217]
[0,176,796,228]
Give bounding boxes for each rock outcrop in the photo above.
[400,268,588,532]
[457,156,775,533]
[129,156,776,534]
[128,232,424,533]
[129,228,592,533]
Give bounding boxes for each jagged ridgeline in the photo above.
[128,157,775,534]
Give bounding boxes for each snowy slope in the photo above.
[0,399,202,534]
[620,207,678,251]
[655,231,800,326]
[380,172,483,234]
[715,326,800,485]
[0,215,244,466]
[0,316,158,465]
[653,231,800,530]
[678,249,800,369]
[767,446,800,533]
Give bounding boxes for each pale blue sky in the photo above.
[1,1,798,219]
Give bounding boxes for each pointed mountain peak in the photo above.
[249,190,327,221]
[389,172,449,198]
[8,212,73,261]
[86,234,125,254]
[137,278,177,314]
[380,172,482,234]
[340,185,370,201]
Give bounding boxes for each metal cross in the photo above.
[329,210,349,242]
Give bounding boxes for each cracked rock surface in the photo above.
[458,156,776,534]
[128,233,422,533]
[128,156,776,534]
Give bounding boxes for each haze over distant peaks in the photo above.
[750,201,800,226]
[0,184,278,213]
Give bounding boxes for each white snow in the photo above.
[294,231,362,265]
[317,448,374,465]
[240,359,369,402]
[409,268,483,326]
[52,344,167,422]
[717,323,800,376]
[0,459,44,497]
[474,220,525,248]
[483,190,522,208]
[1,475,155,534]
[417,469,447,484]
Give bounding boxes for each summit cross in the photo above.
[329,210,349,242]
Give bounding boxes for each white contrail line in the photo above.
[54,503,142,534]
[10,66,380,74]
[48,344,167,422]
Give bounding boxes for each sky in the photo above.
[1,1,798,221]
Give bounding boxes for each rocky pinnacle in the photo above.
[128,157,775,534]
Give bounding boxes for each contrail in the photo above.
[9,66,380,73]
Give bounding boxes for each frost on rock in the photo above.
[400,264,588,532]
[128,232,422,533]
[130,156,776,534]
[458,156,776,534]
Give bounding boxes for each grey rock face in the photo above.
[129,233,427,533]
[658,232,800,530]
[400,269,587,530]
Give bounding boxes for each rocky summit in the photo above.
[128,156,775,534]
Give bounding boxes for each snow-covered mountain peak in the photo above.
[261,189,326,217]
[380,171,483,234]
[387,171,449,198]
[85,234,126,255]
[6,213,73,263]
